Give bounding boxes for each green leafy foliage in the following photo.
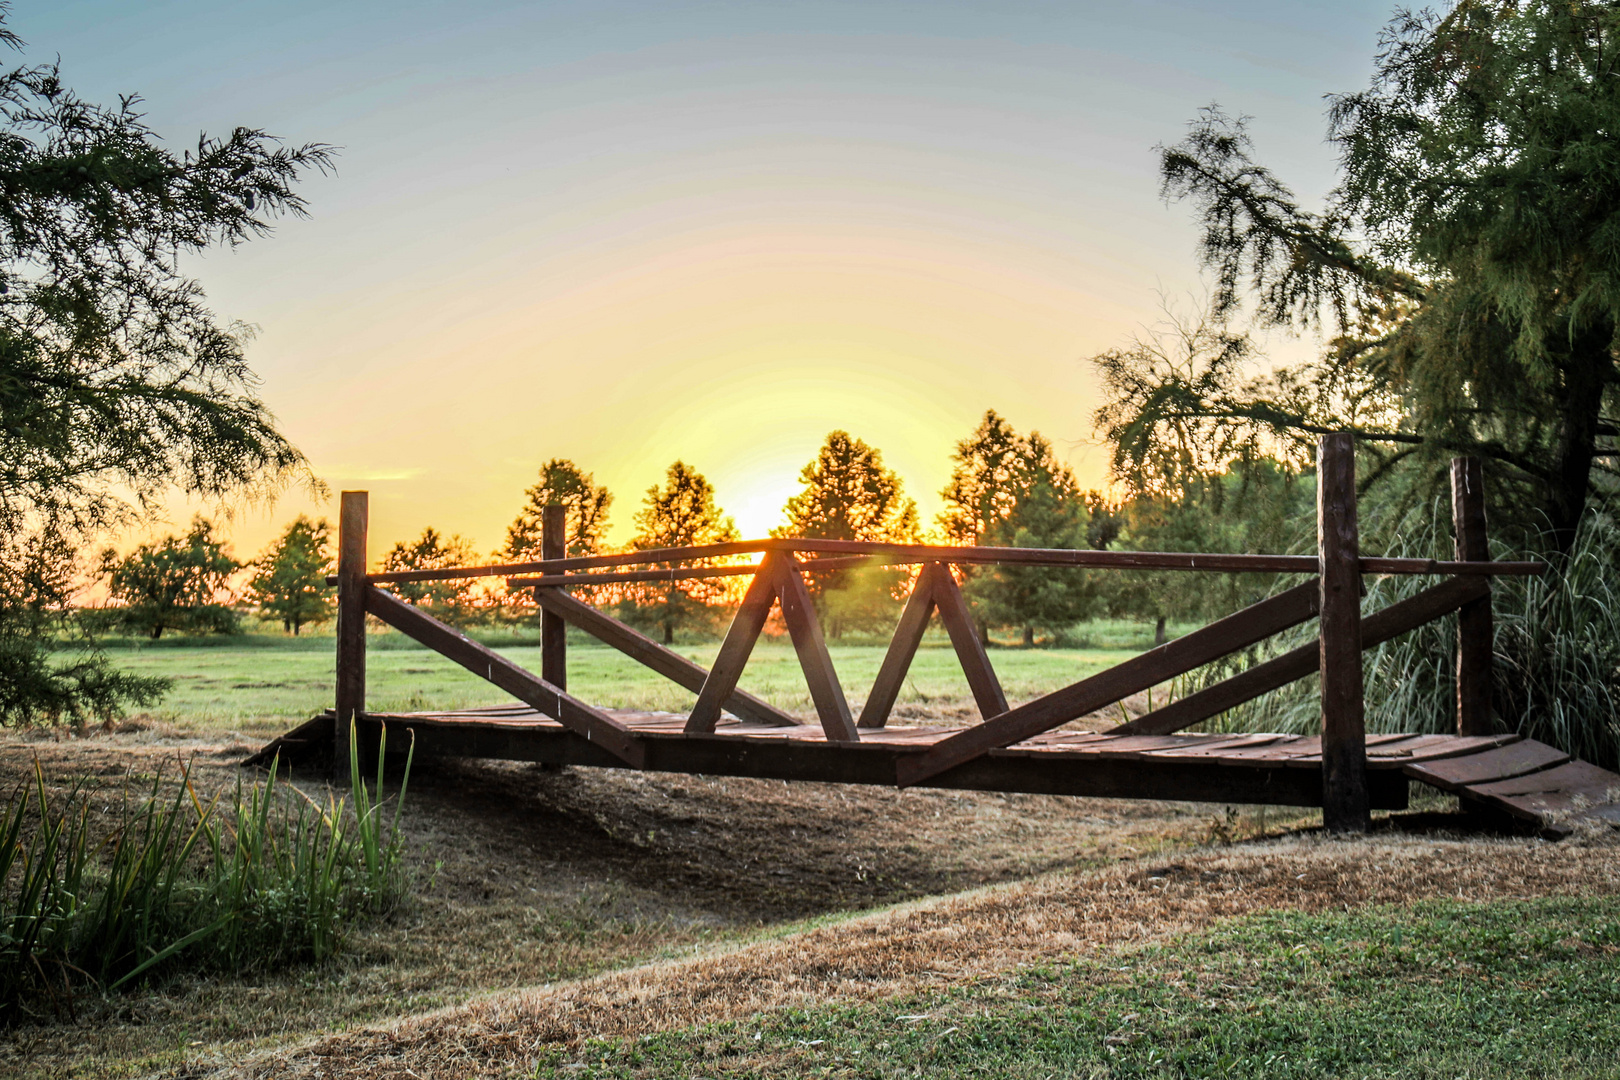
[617,461,739,644]
[942,412,1095,645]
[777,431,919,545]
[775,431,919,637]
[94,517,240,641]
[1104,2,1620,554]
[1102,458,1315,638]
[380,527,481,627]
[0,729,412,1025]
[245,516,333,636]
[0,10,329,722]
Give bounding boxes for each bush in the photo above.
[0,723,412,1024]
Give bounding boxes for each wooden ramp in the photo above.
[249,706,1620,838]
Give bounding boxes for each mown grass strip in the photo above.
[534,896,1620,1079]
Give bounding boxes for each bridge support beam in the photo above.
[334,489,369,781]
[1318,434,1370,833]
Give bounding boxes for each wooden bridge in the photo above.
[255,436,1620,837]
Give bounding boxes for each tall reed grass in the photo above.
[0,722,413,1024]
[1195,506,1620,770]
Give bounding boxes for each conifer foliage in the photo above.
[0,11,330,720]
[621,462,739,644]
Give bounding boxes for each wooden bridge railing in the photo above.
[331,436,1540,832]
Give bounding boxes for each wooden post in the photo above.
[541,504,567,692]
[1451,456,1493,736]
[334,490,369,777]
[1317,434,1370,833]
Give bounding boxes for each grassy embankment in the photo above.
[538,896,1620,1079]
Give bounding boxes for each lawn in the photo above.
[83,620,1187,735]
[542,896,1620,1079]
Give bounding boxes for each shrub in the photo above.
[0,723,412,1024]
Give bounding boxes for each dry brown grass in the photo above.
[212,829,1620,1080]
[0,727,1264,1078]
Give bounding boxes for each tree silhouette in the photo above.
[381,528,481,626]
[500,459,612,561]
[620,462,739,644]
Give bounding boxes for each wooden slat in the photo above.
[1463,760,1620,822]
[508,556,879,590]
[532,588,797,727]
[363,586,645,767]
[775,556,859,742]
[1406,740,1568,792]
[336,537,1541,586]
[857,563,941,728]
[355,539,778,586]
[894,581,1321,787]
[930,564,1009,721]
[1112,576,1491,736]
[687,556,782,733]
[1451,457,1494,736]
[541,505,567,691]
[771,538,1538,577]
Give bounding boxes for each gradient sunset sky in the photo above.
[29,1,1396,561]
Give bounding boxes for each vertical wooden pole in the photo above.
[1451,456,1493,736]
[541,504,566,692]
[1317,434,1370,833]
[334,490,369,777]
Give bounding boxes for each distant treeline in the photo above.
[91,410,1317,647]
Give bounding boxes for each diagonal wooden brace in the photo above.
[929,564,1008,720]
[858,563,1005,728]
[894,580,1321,787]
[364,586,645,767]
[775,555,858,742]
[687,554,782,733]
[1110,575,1491,737]
[533,586,797,727]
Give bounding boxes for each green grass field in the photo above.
[84,621,1187,734]
[536,896,1620,1079]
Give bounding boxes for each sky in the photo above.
[24,0,1399,563]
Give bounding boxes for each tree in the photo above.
[381,528,481,626]
[937,411,1025,545]
[96,518,240,640]
[0,13,330,720]
[775,431,919,636]
[619,461,739,644]
[247,516,333,635]
[938,412,1094,644]
[499,459,613,561]
[777,431,920,544]
[1098,2,1620,554]
[1095,457,1313,644]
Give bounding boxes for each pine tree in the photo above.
[620,462,739,644]
[499,459,612,561]
[964,433,1093,645]
[775,431,918,637]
